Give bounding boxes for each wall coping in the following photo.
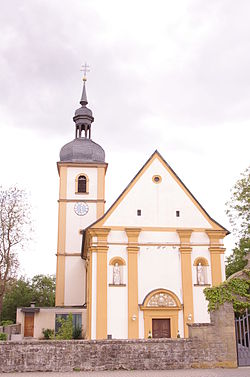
[0,338,193,346]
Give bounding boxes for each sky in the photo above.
[0,0,249,277]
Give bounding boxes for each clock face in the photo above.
[74,202,89,216]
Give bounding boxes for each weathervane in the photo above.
[81,62,90,81]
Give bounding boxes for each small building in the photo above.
[17,77,229,339]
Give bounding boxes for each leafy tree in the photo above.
[1,278,32,322]
[226,238,249,278]
[225,167,250,278]
[0,274,55,322]
[31,274,56,307]
[0,186,31,317]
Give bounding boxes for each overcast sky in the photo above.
[0,0,249,277]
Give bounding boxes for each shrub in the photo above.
[0,333,8,341]
[56,313,73,340]
[0,320,14,326]
[42,328,54,339]
[73,326,82,339]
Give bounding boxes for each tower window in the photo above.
[137,209,141,216]
[176,211,180,217]
[78,175,87,193]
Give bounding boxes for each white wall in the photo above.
[64,257,86,306]
[107,242,128,338]
[104,157,213,229]
[66,167,97,199]
[138,246,182,305]
[221,254,226,281]
[191,247,211,323]
[65,202,97,252]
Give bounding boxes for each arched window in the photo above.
[193,257,209,285]
[77,175,87,193]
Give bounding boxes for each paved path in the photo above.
[1,369,250,377]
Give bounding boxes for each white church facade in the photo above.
[17,77,228,339]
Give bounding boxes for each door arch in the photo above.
[140,289,182,339]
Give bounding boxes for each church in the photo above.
[17,76,228,340]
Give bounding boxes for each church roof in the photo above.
[60,137,105,163]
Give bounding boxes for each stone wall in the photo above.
[0,303,237,372]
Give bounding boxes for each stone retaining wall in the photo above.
[0,303,237,372]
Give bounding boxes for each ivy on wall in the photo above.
[204,270,250,313]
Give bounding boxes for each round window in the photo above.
[152,175,162,184]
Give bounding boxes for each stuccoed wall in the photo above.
[0,303,237,372]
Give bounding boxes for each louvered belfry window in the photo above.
[78,175,87,193]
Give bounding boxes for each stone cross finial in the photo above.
[81,62,90,81]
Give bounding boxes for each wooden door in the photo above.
[152,319,171,338]
[24,313,34,337]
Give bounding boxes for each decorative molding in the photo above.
[147,293,177,308]
[193,257,209,266]
[125,228,141,243]
[109,256,126,266]
[58,199,105,203]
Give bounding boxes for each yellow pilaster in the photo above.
[86,247,93,340]
[206,230,226,286]
[177,229,194,338]
[55,165,67,306]
[94,228,110,339]
[126,228,141,339]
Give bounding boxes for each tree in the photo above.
[225,167,250,278]
[1,274,55,323]
[1,278,32,322]
[0,186,31,318]
[31,274,56,307]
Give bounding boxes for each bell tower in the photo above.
[55,69,107,307]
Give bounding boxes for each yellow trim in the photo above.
[193,257,209,266]
[125,228,141,243]
[97,167,106,218]
[75,173,89,194]
[55,255,65,306]
[142,288,181,307]
[206,230,226,286]
[109,256,126,266]
[209,248,224,286]
[92,241,212,247]
[143,309,179,339]
[126,228,141,339]
[177,230,194,338]
[91,152,226,231]
[55,166,67,306]
[141,289,181,339]
[57,161,108,171]
[87,251,92,339]
[152,174,162,184]
[58,199,105,203]
[90,225,222,232]
[94,228,110,339]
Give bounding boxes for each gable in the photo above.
[90,151,228,232]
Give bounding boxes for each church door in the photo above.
[152,319,171,338]
[24,313,34,337]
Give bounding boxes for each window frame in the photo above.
[75,173,89,194]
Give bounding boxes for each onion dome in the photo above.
[60,74,105,163]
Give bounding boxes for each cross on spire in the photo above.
[80,62,90,81]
